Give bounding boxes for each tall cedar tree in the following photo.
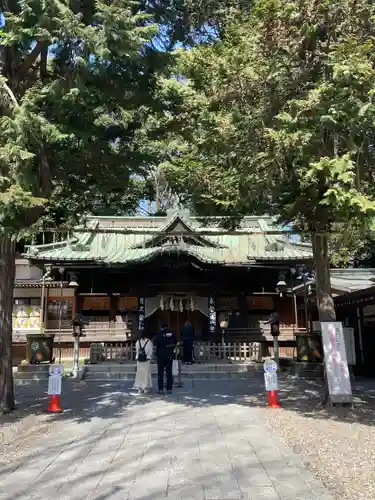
[162,0,375,324]
[0,0,168,414]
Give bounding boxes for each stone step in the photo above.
[14,379,48,386]
[292,362,324,376]
[85,363,263,373]
[83,363,264,381]
[14,372,49,380]
[295,372,324,380]
[14,363,73,385]
[84,373,255,381]
[17,364,51,373]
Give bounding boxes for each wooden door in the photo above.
[157,311,182,337]
[146,309,209,340]
[362,318,375,374]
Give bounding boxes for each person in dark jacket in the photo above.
[181,320,195,364]
[154,324,177,394]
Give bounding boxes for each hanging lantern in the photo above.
[179,298,184,312]
[160,295,164,311]
[190,297,195,311]
[170,297,174,311]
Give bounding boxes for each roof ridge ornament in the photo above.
[165,206,191,225]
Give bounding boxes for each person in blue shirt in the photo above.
[154,324,177,394]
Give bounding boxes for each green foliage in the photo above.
[142,0,253,47]
[163,0,375,236]
[0,0,171,235]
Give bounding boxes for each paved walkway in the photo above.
[0,380,334,500]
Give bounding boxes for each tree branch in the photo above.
[36,148,52,198]
[2,81,19,108]
[40,43,48,80]
[18,41,45,76]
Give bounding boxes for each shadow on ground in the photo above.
[2,374,375,429]
[0,375,341,500]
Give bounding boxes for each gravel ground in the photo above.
[0,413,55,470]
[0,386,56,471]
[2,377,375,499]
[256,377,375,500]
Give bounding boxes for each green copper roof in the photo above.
[26,212,313,265]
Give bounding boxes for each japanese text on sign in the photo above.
[264,372,278,391]
[321,322,352,404]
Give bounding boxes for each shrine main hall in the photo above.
[12,210,315,355]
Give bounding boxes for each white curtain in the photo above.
[145,295,162,318]
[194,297,209,317]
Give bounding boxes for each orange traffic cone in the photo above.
[267,390,280,408]
[47,394,63,413]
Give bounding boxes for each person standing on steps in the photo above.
[181,320,195,364]
[133,331,153,394]
[154,324,177,395]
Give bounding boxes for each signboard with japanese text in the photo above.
[48,364,63,395]
[263,360,278,391]
[264,372,278,391]
[321,322,352,404]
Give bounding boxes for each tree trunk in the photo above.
[312,231,335,407]
[312,232,336,321]
[0,236,16,414]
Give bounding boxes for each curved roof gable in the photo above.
[132,212,224,249]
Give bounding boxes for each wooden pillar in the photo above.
[39,285,49,331]
[239,294,248,329]
[109,295,117,332]
[293,293,298,331]
[76,294,83,314]
[276,296,294,327]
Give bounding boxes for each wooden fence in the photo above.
[89,342,262,364]
[12,341,295,364]
[12,326,305,344]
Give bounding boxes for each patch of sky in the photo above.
[283,225,301,243]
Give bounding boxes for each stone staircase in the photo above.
[13,360,326,385]
[83,362,264,381]
[13,364,51,386]
[292,362,325,379]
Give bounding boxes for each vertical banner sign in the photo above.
[48,364,63,395]
[209,297,216,334]
[138,297,145,331]
[264,360,278,391]
[321,322,352,404]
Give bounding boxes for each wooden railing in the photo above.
[89,342,262,364]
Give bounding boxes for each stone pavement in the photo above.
[0,379,334,500]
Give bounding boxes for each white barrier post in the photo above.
[47,364,64,412]
[264,359,280,408]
